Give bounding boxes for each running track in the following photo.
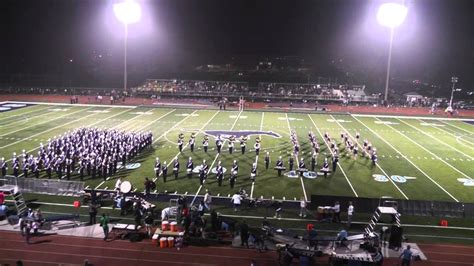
[1,231,473,266]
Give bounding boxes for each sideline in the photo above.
[10,200,474,232]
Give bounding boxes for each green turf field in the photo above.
[1,102,473,202]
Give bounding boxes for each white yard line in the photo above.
[439,120,474,135]
[329,115,408,199]
[397,119,474,160]
[191,110,242,206]
[152,110,201,145]
[6,100,136,109]
[431,123,474,147]
[0,105,51,123]
[0,106,67,130]
[307,114,359,198]
[285,113,308,202]
[0,107,93,137]
[94,181,105,190]
[352,113,474,122]
[162,110,221,170]
[129,109,176,132]
[379,118,473,180]
[351,115,460,202]
[250,112,265,199]
[0,107,99,149]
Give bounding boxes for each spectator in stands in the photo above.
[99,213,109,241]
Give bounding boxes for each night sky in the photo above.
[0,0,473,90]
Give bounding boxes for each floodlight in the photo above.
[377,3,408,28]
[114,0,142,25]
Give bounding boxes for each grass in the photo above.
[0,102,473,203]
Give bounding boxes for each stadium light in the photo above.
[113,0,142,93]
[377,2,408,105]
[377,3,408,29]
[114,0,142,25]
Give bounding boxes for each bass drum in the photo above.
[120,181,133,194]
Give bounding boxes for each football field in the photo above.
[1,102,473,203]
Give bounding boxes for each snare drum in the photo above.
[120,181,132,194]
[187,168,192,173]
[250,173,256,178]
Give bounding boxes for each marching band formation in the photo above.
[0,126,379,191]
[0,127,153,181]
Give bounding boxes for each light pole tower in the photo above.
[113,0,142,92]
[449,76,458,108]
[377,2,408,105]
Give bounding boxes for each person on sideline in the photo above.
[99,213,109,241]
[347,201,354,228]
[399,245,413,266]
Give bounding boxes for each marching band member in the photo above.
[230,160,238,188]
[254,141,261,156]
[332,150,339,173]
[199,160,208,185]
[216,135,223,154]
[228,135,235,154]
[189,134,195,152]
[371,151,378,166]
[321,158,330,178]
[0,157,7,177]
[203,135,209,153]
[173,158,180,179]
[161,161,168,182]
[250,163,257,182]
[216,161,224,186]
[32,159,40,179]
[264,152,270,169]
[240,136,247,154]
[311,152,317,172]
[22,158,29,178]
[115,177,123,192]
[186,157,193,178]
[178,138,184,152]
[289,155,294,171]
[298,158,306,177]
[275,156,284,176]
[154,157,161,179]
[353,145,358,159]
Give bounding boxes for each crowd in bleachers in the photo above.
[134,79,249,96]
[134,79,375,103]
